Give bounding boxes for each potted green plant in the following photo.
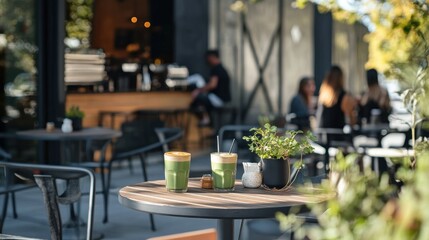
[243,123,314,189]
[66,105,85,131]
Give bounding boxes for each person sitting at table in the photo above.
[288,76,315,131]
[190,50,231,126]
[359,68,391,124]
[317,65,357,129]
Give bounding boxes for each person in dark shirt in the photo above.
[190,50,231,125]
[289,76,315,131]
[359,69,391,124]
[317,65,357,129]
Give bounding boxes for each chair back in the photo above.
[114,118,165,154]
[113,127,183,159]
[0,161,95,240]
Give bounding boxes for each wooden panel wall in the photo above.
[66,92,192,128]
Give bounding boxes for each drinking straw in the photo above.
[217,135,220,153]
[228,138,236,154]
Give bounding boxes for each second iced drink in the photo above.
[211,152,237,191]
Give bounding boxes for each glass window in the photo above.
[0,0,38,160]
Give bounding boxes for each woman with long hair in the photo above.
[289,76,315,130]
[359,68,391,123]
[317,65,357,128]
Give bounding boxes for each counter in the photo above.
[66,91,192,128]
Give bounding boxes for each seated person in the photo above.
[190,50,231,125]
[289,76,315,131]
[359,69,391,124]
[317,65,357,129]
[317,66,357,144]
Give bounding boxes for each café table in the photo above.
[366,147,414,174]
[15,127,122,162]
[15,127,122,141]
[119,178,334,240]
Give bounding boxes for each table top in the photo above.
[119,178,334,219]
[366,148,414,158]
[359,123,390,132]
[14,127,122,141]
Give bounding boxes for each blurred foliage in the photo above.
[0,0,37,76]
[293,1,429,73]
[66,0,94,48]
[362,152,429,239]
[277,152,396,239]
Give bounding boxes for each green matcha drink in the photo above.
[211,152,237,192]
[164,151,191,193]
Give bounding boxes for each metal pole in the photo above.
[217,219,234,240]
[239,13,245,123]
[278,0,284,115]
[216,0,221,49]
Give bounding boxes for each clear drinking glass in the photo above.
[210,152,237,192]
[164,151,191,193]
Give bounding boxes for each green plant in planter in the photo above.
[243,123,314,160]
[243,123,314,189]
[66,105,85,119]
[66,105,85,130]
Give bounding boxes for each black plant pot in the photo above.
[260,158,291,189]
[70,117,83,131]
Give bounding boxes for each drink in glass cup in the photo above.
[211,152,237,192]
[164,151,191,193]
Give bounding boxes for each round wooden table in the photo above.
[119,178,333,240]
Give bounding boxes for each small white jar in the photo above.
[241,162,262,188]
[61,118,73,133]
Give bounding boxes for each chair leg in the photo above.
[97,139,111,224]
[11,192,17,219]
[137,154,156,231]
[100,166,108,224]
[34,175,62,240]
[0,193,9,233]
[127,157,134,174]
[238,219,244,240]
[149,213,156,232]
[106,159,116,224]
[139,154,148,182]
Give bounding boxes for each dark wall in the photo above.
[151,0,174,63]
[174,0,209,78]
[313,6,332,95]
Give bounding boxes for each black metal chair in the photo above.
[0,161,96,240]
[0,148,36,232]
